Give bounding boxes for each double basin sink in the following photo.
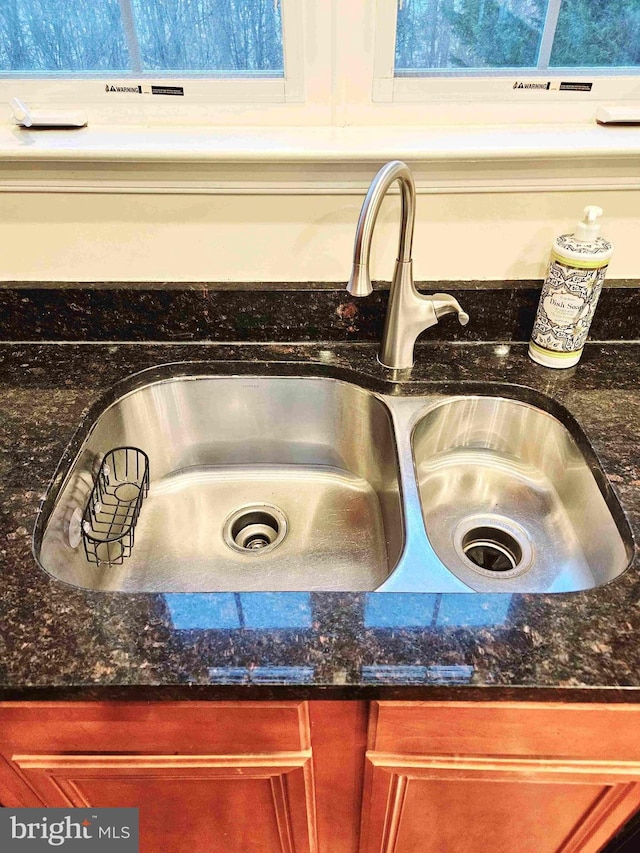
[35,364,633,594]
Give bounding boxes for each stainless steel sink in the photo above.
[411,396,631,593]
[37,374,403,591]
[35,366,633,594]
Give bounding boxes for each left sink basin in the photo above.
[36,373,404,591]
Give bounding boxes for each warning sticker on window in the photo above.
[105,84,142,94]
[513,81,551,90]
[150,85,185,96]
[559,81,593,92]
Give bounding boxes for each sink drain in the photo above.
[453,515,533,580]
[223,504,288,555]
[462,527,522,572]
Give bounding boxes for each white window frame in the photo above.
[0,0,325,126]
[372,0,640,117]
[3,1,640,129]
[1,0,640,196]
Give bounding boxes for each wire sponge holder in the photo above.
[82,446,150,567]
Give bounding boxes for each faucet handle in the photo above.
[431,293,470,326]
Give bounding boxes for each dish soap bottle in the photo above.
[529,206,613,368]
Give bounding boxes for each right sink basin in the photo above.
[411,395,632,593]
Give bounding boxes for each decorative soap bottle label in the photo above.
[528,206,612,370]
[530,258,608,359]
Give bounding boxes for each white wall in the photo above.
[1,188,638,283]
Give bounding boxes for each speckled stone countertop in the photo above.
[1,333,639,701]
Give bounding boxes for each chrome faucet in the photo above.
[347,160,469,369]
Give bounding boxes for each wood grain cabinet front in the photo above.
[0,701,366,853]
[361,702,640,853]
[0,700,639,853]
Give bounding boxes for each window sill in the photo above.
[2,122,640,194]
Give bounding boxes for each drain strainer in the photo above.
[462,527,522,572]
[223,504,288,555]
[453,515,534,580]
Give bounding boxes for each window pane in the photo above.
[395,0,547,71]
[0,0,129,72]
[395,0,640,74]
[550,0,640,68]
[0,0,284,75]
[131,0,284,73]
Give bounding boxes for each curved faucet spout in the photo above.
[346,160,469,370]
[347,160,416,298]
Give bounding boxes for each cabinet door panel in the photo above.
[12,753,316,853]
[360,754,640,853]
[0,702,318,852]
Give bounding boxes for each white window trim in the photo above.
[371,0,640,118]
[2,1,640,124]
[1,1,640,193]
[2,123,640,195]
[0,0,314,123]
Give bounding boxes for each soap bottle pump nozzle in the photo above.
[575,205,603,242]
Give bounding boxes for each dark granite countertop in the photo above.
[1,337,639,701]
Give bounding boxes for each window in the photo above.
[395,0,640,75]
[0,2,638,136]
[374,0,640,104]
[0,0,309,121]
[0,0,284,75]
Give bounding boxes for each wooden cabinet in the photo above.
[0,701,365,853]
[361,702,640,853]
[0,700,638,853]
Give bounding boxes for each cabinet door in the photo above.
[361,701,640,853]
[0,701,317,853]
[11,752,315,853]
